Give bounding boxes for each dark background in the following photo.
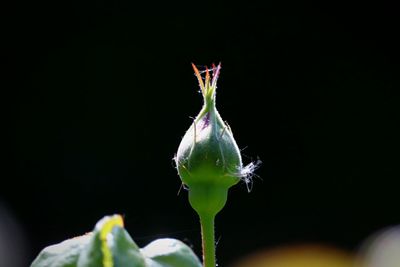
[2,1,399,266]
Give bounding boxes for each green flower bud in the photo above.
[175,63,258,218]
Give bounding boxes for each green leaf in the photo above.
[76,215,147,267]
[31,215,201,267]
[31,234,92,267]
[108,226,146,267]
[141,238,202,267]
[76,215,139,267]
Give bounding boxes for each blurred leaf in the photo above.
[141,238,202,267]
[109,227,146,267]
[31,215,201,267]
[31,234,91,267]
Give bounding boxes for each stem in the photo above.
[200,214,216,267]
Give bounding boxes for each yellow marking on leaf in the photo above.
[100,215,124,267]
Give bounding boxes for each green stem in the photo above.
[199,214,216,267]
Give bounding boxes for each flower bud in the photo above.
[175,63,254,218]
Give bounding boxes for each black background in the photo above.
[2,1,399,266]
